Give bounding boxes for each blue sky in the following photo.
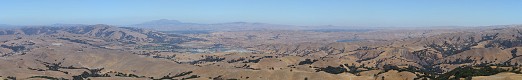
[0,0,521,27]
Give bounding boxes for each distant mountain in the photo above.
[129,19,304,31]
[0,24,19,29]
[139,19,183,24]
[134,19,203,27]
[47,23,88,27]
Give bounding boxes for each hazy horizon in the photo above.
[1,0,521,27]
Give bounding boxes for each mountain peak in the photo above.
[147,19,182,24]
[93,24,113,26]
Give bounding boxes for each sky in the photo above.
[0,0,521,27]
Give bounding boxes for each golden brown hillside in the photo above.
[1,25,522,80]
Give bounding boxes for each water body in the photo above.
[169,44,254,53]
